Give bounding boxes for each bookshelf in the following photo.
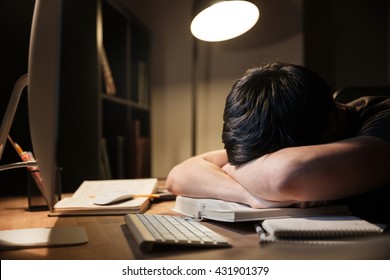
[58,0,151,192]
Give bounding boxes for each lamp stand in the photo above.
[191,37,199,156]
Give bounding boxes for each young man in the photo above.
[166,63,390,222]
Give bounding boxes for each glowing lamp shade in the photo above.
[191,0,259,42]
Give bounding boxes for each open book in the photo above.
[50,178,158,216]
[256,216,384,244]
[172,196,350,222]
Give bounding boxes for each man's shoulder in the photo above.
[346,96,390,142]
[347,96,390,110]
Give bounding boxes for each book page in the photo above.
[54,196,146,209]
[207,200,251,211]
[53,178,157,211]
[72,178,157,198]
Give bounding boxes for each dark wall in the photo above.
[304,0,389,91]
[0,0,35,195]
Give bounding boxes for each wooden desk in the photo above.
[1,193,390,260]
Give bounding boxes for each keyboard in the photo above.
[124,214,230,252]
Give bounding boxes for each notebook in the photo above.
[50,178,158,216]
[172,196,350,222]
[256,215,384,243]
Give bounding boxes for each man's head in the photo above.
[222,62,335,165]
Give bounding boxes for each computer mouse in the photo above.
[93,191,134,205]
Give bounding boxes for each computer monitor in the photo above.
[0,0,87,248]
[28,0,62,210]
[0,0,60,210]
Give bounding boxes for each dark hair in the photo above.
[222,62,335,165]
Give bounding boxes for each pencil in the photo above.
[8,136,45,198]
[132,194,161,199]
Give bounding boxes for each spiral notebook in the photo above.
[256,215,384,244]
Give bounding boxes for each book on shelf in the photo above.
[172,196,350,223]
[100,138,112,180]
[106,135,125,179]
[50,178,158,216]
[137,61,149,106]
[256,215,384,244]
[128,120,150,178]
[100,45,117,95]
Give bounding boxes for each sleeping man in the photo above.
[166,62,390,223]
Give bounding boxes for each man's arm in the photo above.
[223,136,390,202]
[166,149,295,208]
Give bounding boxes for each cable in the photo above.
[0,161,38,172]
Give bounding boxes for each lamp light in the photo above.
[191,0,260,42]
[190,1,259,155]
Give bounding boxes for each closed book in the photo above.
[172,196,350,223]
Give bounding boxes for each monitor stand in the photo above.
[0,227,88,250]
[0,75,88,250]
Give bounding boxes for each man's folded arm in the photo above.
[223,136,390,203]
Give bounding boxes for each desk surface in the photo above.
[1,188,390,260]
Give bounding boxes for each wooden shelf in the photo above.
[57,0,151,192]
[101,94,149,111]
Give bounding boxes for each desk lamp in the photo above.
[190,0,259,155]
[191,0,259,42]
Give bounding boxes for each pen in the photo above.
[133,192,176,200]
[254,222,270,243]
[133,194,161,199]
[89,194,161,199]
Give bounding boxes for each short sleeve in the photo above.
[348,97,390,142]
